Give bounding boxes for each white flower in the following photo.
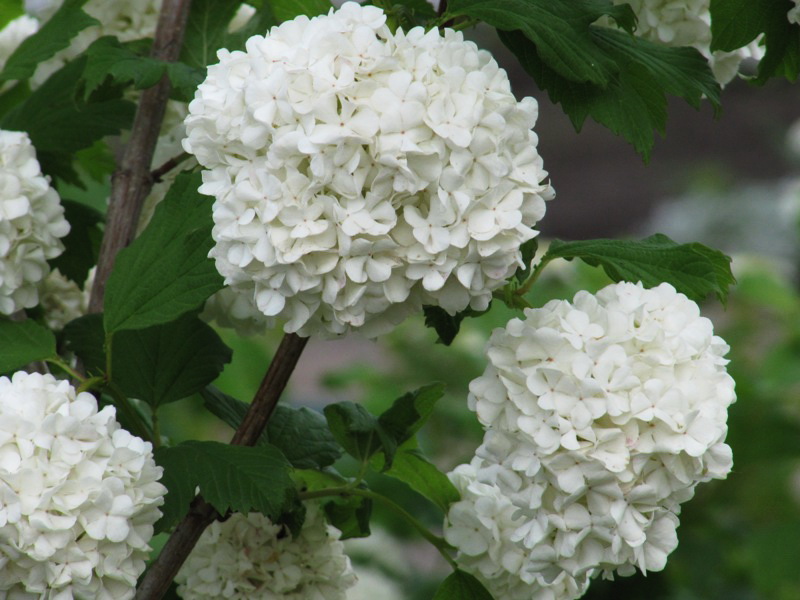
[38,267,95,330]
[176,503,357,600]
[184,1,554,338]
[0,129,69,315]
[0,371,166,599]
[604,0,762,84]
[446,281,735,598]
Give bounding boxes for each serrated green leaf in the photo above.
[383,448,460,512]
[50,199,103,284]
[378,383,445,449]
[103,172,224,333]
[111,315,232,409]
[154,441,295,533]
[423,304,489,345]
[270,0,331,22]
[447,0,633,85]
[0,320,56,373]
[0,0,97,83]
[0,58,135,182]
[61,313,105,375]
[434,570,495,600]
[545,234,735,303]
[81,37,167,98]
[324,401,395,463]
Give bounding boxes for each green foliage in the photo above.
[154,441,296,533]
[296,469,373,539]
[0,320,56,373]
[270,0,332,22]
[110,315,231,409]
[380,446,460,512]
[434,570,495,600]
[515,238,539,284]
[0,58,135,182]
[62,313,105,374]
[103,172,223,334]
[0,1,23,28]
[710,0,799,83]
[544,234,735,303]
[423,305,490,346]
[377,382,445,448]
[324,401,396,463]
[50,200,103,284]
[0,0,96,83]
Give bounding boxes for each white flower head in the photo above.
[0,371,166,599]
[0,129,69,315]
[176,503,357,600]
[184,1,554,338]
[605,0,762,84]
[446,281,735,598]
[38,266,95,330]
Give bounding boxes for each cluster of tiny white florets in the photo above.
[184,1,553,338]
[0,371,166,599]
[176,504,357,600]
[38,266,95,330]
[607,0,762,84]
[444,281,736,599]
[0,129,69,315]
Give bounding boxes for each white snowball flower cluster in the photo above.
[184,1,553,338]
[38,266,95,330]
[0,129,69,315]
[0,371,166,599]
[445,281,736,599]
[176,503,357,599]
[606,0,762,84]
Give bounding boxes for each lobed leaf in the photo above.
[0,320,56,374]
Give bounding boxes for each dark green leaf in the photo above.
[324,401,395,463]
[62,313,105,374]
[0,0,97,83]
[270,0,331,22]
[103,172,224,333]
[0,81,30,122]
[383,448,460,512]
[50,200,103,284]
[545,234,736,303]
[111,315,232,408]
[447,0,635,85]
[200,384,249,430]
[515,237,538,284]
[0,320,56,373]
[378,383,445,448]
[323,493,372,539]
[434,570,495,600]
[181,0,257,68]
[0,1,23,28]
[154,441,295,533]
[423,304,489,346]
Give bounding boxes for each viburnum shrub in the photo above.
[0,0,794,599]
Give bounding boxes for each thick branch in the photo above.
[136,333,309,600]
[88,0,192,313]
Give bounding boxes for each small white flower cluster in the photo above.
[0,129,69,315]
[38,266,95,330]
[607,0,762,84]
[184,1,553,338]
[0,371,166,599]
[176,504,357,599]
[445,282,736,599]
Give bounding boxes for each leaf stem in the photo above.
[515,254,555,297]
[45,356,86,383]
[104,381,154,445]
[150,151,191,183]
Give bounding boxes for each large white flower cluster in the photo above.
[0,129,69,315]
[607,0,762,84]
[0,371,166,599]
[176,504,357,599]
[184,1,553,338]
[445,282,735,599]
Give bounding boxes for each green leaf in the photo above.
[446,0,635,85]
[0,58,135,182]
[499,27,720,161]
[545,234,736,303]
[423,305,489,346]
[0,320,56,373]
[383,448,460,512]
[0,0,97,83]
[514,238,539,284]
[378,383,445,448]
[103,172,224,333]
[201,386,344,469]
[111,315,232,409]
[154,441,295,533]
[61,313,105,374]
[324,402,395,463]
[0,81,29,122]
[270,0,331,22]
[50,200,103,285]
[295,469,372,539]
[434,570,495,600]
[0,1,23,29]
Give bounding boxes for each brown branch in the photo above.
[151,151,191,183]
[135,333,309,600]
[88,0,193,314]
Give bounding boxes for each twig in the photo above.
[135,333,309,600]
[150,151,191,183]
[88,0,193,313]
